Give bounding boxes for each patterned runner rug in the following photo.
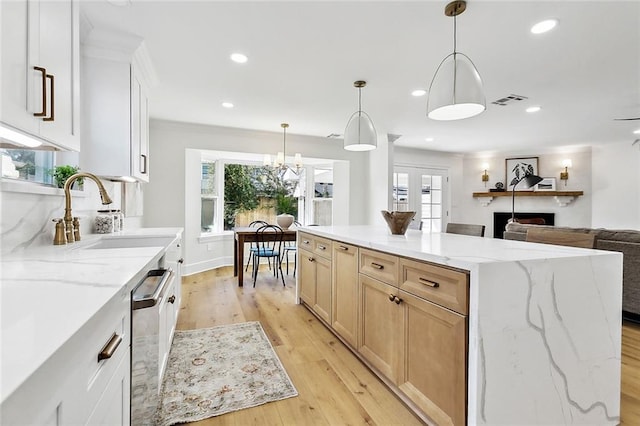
[156,321,298,425]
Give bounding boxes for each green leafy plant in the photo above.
[275,194,297,217]
[50,165,82,188]
[223,164,259,229]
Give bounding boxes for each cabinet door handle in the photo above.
[371,262,384,270]
[388,293,396,302]
[43,73,54,121]
[98,333,122,362]
[178,258,184,264]
[168,295,176,304]
[308,257,315,262]
[317,245,326,250]
[33,66,47,117]
[419,277,440,288]
[394,296,403,305]
[338,245,348,251]
[141,154,148,174]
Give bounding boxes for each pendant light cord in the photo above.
[358,87,362,118]
[452,13,458,102]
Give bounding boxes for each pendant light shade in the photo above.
[344,80,377,151]
[427,1,485,121]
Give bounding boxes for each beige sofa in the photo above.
[504,222,640,320]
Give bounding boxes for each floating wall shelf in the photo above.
[472,191,584,207]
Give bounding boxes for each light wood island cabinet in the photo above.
[298,232,469,425]
[298,233,332,323]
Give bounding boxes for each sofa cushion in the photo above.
[597,239,640,314]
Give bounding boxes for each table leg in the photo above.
[237,235,244,287]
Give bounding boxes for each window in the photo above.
[393,166,448,232]
[201,161,217,232]
[1,149,54,185]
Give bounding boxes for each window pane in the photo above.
[201,161,216,195]
[431,176,442,190]
[431,219,442,232]
[201,196,217,232]
[393,172,409,211]
[2,149,54,184]
[421,205,431,219]
[431,190,442,204]
[432,205,442,218]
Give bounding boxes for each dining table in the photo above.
[233,226,298,286]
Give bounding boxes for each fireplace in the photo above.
[493,212,555,239]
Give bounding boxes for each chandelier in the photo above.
[263,123,303,179]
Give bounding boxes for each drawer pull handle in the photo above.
[388,293,396,302]
[168,295,176,304]
[33,66,47,117]
[317,245,326,250]
[394,296,403,305]
[43,73,54,121]
[419,277,440,288]
[98,333,122,362]
[302,240,310,245]
[338,245,348,251]
[371,262,384,270]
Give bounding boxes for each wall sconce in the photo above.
[560,159,572,185]
[481,163,489,186]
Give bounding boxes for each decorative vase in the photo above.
[381,210,416,235]
[276,214,295,230]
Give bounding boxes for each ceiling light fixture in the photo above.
[412,89,427,97]
[263,123,303,179]
[531,19,558,34]
[425,137,435,142]
[230,53,248,63]
[222,102,234,109]
[526,106,541,113]
[634,129,640,135]
[344,80,377,151]
[427,0,485,121]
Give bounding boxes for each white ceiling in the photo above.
[80,0,640,154]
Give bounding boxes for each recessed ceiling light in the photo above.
[412,89,427,97]
[634,129,640,135]
[222,102,234,109]
[531,19,558,34]
[230,53,248,63]
[425,137,434,142]
[526,106,541,113]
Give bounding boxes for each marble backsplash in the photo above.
[1,180,143,255]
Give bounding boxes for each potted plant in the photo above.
[50,165,82,189]
[275,194,297,229]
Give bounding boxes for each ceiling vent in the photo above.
[492,94,528,106]
[326,133,342,138]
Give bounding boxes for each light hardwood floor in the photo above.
[176,267,640,425]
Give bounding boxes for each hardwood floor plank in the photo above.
[175,268,639,425]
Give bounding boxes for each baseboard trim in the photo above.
[183,256,232,276]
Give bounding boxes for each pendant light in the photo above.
[427,0,485,121]
[344,80,377,151]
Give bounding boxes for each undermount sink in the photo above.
[83,236,174,250]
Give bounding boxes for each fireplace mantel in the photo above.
[472,190,584,207]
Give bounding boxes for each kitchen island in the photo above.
[297,225,622,425]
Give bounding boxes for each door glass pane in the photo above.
[431,219,442,232]
[431,190,442,204]
[432,205,442,218]
[393,172,409,211]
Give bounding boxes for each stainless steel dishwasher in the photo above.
[130,268,175,425]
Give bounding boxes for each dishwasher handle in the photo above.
[132,268,174,310]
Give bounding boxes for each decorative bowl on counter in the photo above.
[381,210,416,235]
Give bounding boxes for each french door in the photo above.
[393,166,448,232]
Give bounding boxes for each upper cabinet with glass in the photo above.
[80,27,157,182]
[0,0,81,151]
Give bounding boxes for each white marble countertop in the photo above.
[300,225,613,271]
[0,227,182,403]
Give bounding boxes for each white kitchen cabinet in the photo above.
[0,0,80,151]
[80,29,156,181]
[0,286,131,425]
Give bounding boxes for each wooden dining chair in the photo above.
[252,225,286,287]
[525,228,596,248]
[245,220,269,273]
[445,222,486,237]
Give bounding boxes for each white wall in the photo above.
[367,133,393,225]
[457,148,593,237]
[592,141,640,229]
[145,119,370,275]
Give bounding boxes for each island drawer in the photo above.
[313,235,333,260]
[298,232,315,251]
[400,258,469,315]
[360,248,399,286]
